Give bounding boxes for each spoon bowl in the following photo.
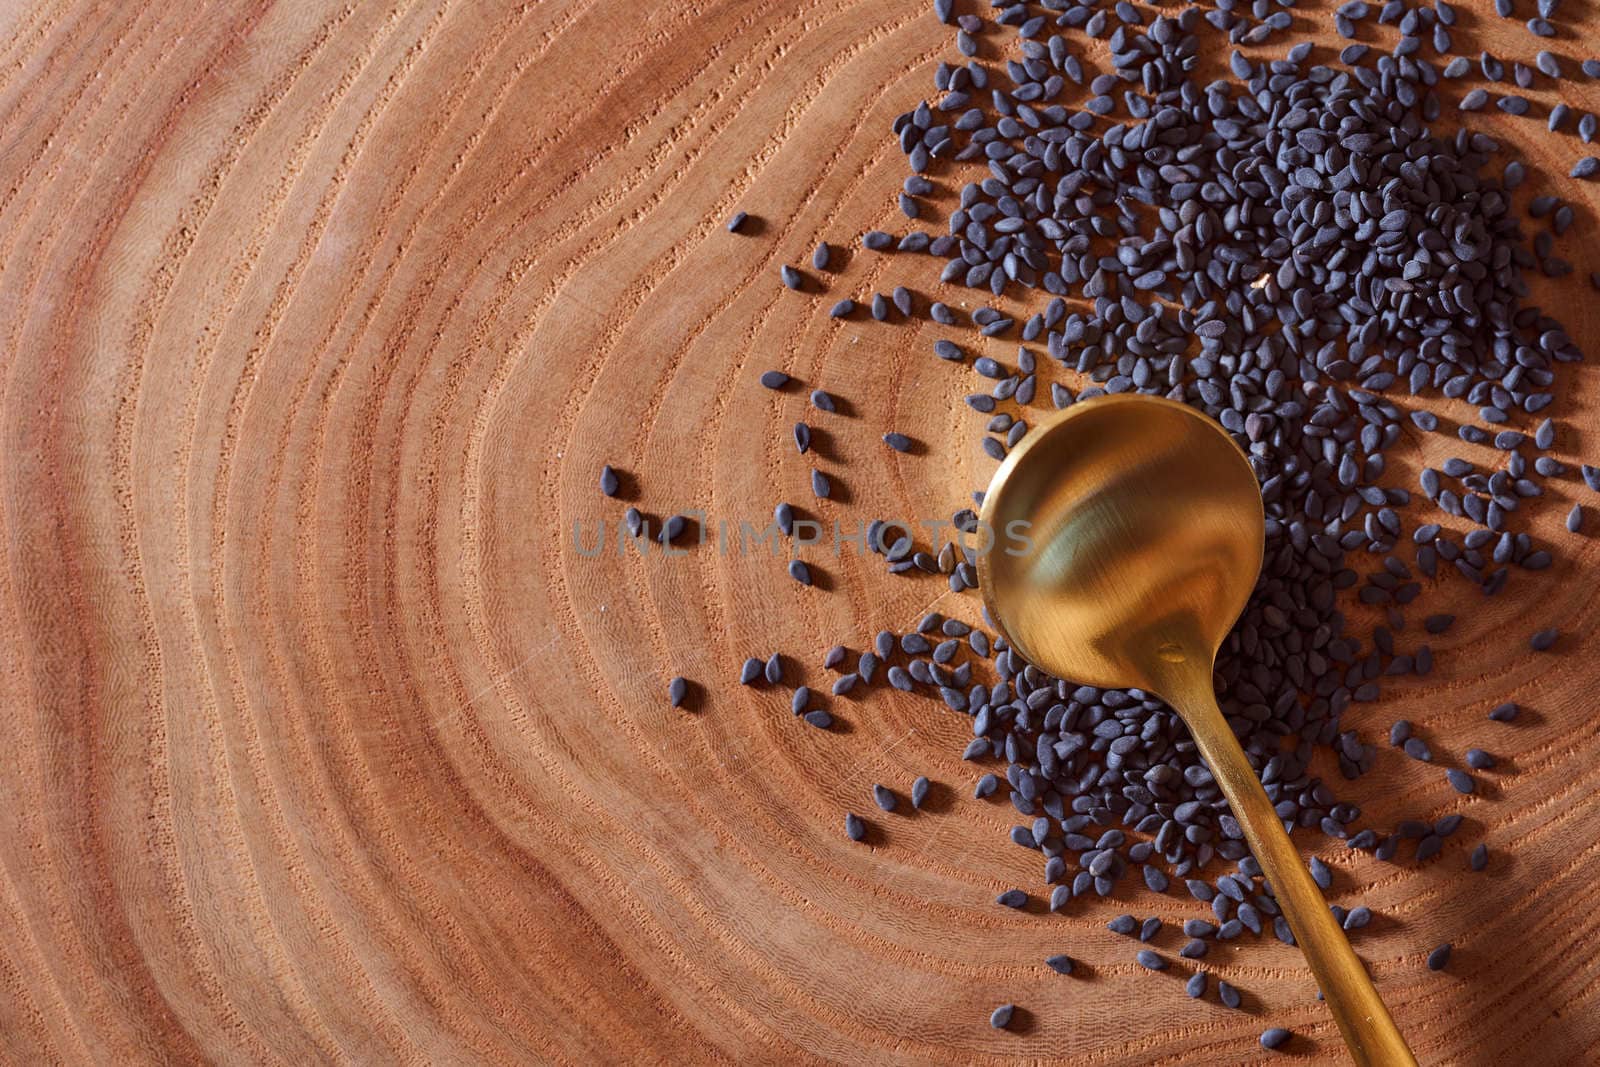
[977,394,1264,691]
[978,394,1416,1067]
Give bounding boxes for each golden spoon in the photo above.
[977,393,1416,1066]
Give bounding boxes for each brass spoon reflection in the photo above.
[978,394,1416,1067]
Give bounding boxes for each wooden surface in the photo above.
[2,0,1600,1063]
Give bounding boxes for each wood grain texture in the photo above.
[2,0,1599,1062]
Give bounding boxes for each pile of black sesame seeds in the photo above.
[662,0,1600,1047]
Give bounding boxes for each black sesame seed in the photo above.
[659,515,687,544]
[1489,701,1520,722]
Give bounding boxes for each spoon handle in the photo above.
[1168,675,1418,1067]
